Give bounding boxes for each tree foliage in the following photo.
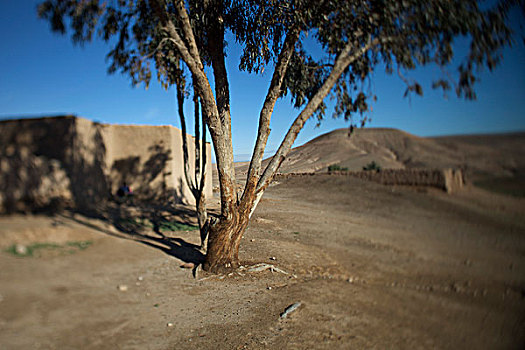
[38,0,523,117]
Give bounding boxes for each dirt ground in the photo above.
[0,175,524,349]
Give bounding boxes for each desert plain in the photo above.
[0,128,524,349]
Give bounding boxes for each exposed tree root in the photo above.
[242,263,289,275]
[196,262,291,281]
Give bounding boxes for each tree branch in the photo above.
[194,81,202,189]
[176,77,197,194]
[140,38,169,62]
[196,0,237,216]
[257,37,382,193]
[173,0,204,69]
[162,7,232,217]
[154,1,216,128]
[204,0,231,128]
[241,28,300,207]
[160,10,229,209]
[198,104,208,194]
[164,28,199,74]
[149,0,196,69]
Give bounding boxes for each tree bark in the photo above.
[196,190,209,250]
[204,0,237,220]
[159,0,238,258]
[203,194,253,272]
[203,28,298,272]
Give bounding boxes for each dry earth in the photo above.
[1,173,524,349]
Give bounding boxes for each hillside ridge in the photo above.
[234,128,525,182]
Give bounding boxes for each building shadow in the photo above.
[1,116,213,265]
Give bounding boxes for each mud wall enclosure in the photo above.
[277,168,464,193]
[344,168,464,193]
[0,116,212,213]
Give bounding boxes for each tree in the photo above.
[38,0,523,272]
[175,72,209,250]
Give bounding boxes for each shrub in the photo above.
[363,161,381,171]
[328,164,348,172]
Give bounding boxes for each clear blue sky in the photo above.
[1,1,524,162]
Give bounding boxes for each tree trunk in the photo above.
[196,191,209,250]
[203,209,250,273]
[160,1,381,274]
[203,188,255,272]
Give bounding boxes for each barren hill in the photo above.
[235,128,525,181]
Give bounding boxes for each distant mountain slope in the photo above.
[431,133,525,177]
[234,128,525,181]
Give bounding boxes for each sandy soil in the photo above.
[1,176,524,349]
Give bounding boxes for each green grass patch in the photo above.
[118,217,152,228]
[158,221,198,232]
[5,240,93,258]
[66,241,93,250]
[117,217,198,232]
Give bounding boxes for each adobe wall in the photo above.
[0,117,77,213]
[0,116,212,213]
[101,123,176,202]
[100,121,212,204]
[343,168,464,193]
[276,168,464,193]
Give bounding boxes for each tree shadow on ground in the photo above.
[61,202,207,265]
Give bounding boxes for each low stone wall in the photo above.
[276,168,464,193]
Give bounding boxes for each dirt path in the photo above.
[1,176,524,349]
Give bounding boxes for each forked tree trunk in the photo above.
[202,39,374,272]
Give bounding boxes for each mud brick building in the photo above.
[0,116,212,213]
